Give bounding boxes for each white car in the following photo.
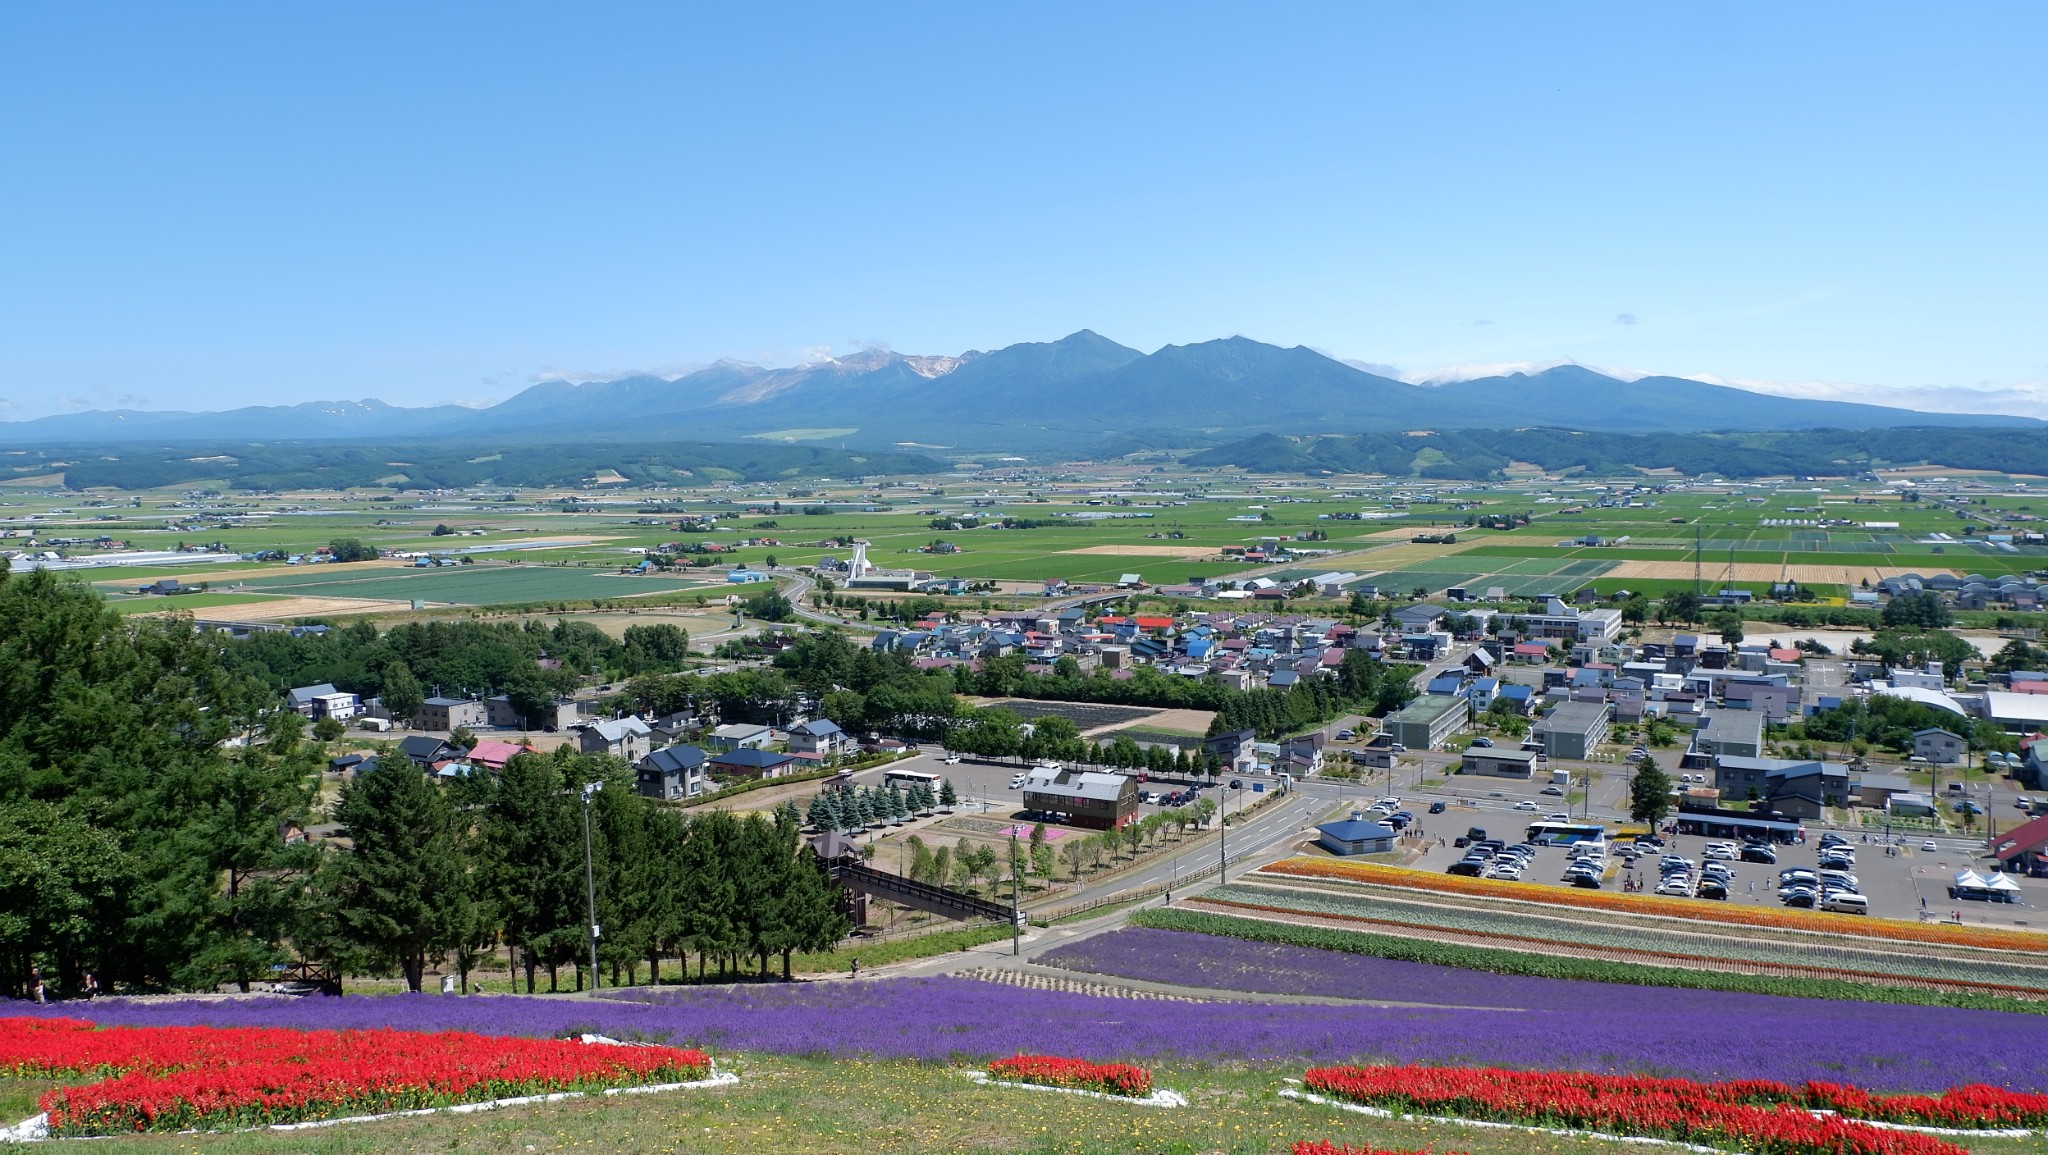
[1921,839,1939,852]
[1655,878,1695,896]
[1514,800,1540,812]
[1009,775,1026,789]
[943,754,960,764]
[1546,812,1571,822]
[1702,844,1739,861]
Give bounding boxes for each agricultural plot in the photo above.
[985,700,1158,731]
[204,564,715,606]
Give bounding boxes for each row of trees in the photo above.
[326,749,846,993]
[0,567,838,997]
[225,617,691,726]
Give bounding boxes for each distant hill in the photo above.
[1186,427,2048,480]
[2,332,2038,450]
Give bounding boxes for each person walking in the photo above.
[30,968,46,1005]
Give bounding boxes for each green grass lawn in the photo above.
[14,1054,2040,1155]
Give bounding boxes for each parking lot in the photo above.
[1404,816,2045,927]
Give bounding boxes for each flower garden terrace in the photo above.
[9,938,2048,1155]
[1214,857,2048,999]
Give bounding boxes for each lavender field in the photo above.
[25,954,2048,1093]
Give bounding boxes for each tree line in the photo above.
[0,568,837,999]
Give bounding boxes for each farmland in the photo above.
[2,456,2043,624]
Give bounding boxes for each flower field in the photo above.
[19,955,2048,1095]
[986,1054,1153,1098]
[1260,858,2048,953]
[1210,880,2048,992]
[0,1016,709,1137]
[1301,1065,2048,1155]
[1294,1143,1469,1155]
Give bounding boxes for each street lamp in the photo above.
[580,780,604,990]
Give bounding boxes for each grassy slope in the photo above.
[10,1056,2038,1155]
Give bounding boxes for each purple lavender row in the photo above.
[19,965,2044,1093]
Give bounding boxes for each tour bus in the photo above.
[1525,819,1608,846]
[882,768,943,790]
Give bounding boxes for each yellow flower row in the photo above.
[1257,857,2048,953]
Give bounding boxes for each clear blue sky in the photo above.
[2,3,2043,421]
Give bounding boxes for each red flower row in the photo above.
[1,1017,710,1136]
[986,1054,1153,1099]
[1294,1143,1469,1155]
[1302,1065,2010,1155]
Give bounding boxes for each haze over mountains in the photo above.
[4,332,2037,452]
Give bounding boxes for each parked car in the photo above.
[1740,845,1778,865]
[1470,737,1494,748]
[1446,860,1484,876]
[1820,892,1869,915]
[1571,874,1602,889]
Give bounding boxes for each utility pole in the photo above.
[1009,833,1022,956]
[580,780,604,989]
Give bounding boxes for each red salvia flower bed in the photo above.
[0,1016,710,1136]
[1301,1064,2047,1155]
[985,1054,1153,1098]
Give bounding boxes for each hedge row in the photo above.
[1127,909,2048,1016]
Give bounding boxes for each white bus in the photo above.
[1526,819,1607,846]
[883,768,942,790]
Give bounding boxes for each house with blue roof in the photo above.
[1496,683,1534,715]
[1317,816,1397,856]
[1469,677,1500,711]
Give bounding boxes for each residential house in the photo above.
[708,747,798,779]
[636,744,709,800]
[396,735,464,770]
[464,740,532,772]
[786,718,851,757]
[287,684,340,717]
[709,723,774,752]
[576,717,654,763]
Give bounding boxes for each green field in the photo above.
[11,461,2041,619]
[191,564,716,606]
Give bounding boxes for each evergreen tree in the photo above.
[806,792,833,830]
[938,778,959,808]
[1628,756,1674,825]
[485,753,581,992]
[327,764,471,992]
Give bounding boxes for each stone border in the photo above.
[960,1069,1187,1108]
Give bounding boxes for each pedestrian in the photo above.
[81,972,98,999]
[1921,895,1927,912]
[30,967,46,1005]
[849,957,859,978]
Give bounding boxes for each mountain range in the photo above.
[4,332,2037,451]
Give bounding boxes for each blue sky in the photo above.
[2,3,2043,421]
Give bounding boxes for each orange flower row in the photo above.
[1258,857,2048,953]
